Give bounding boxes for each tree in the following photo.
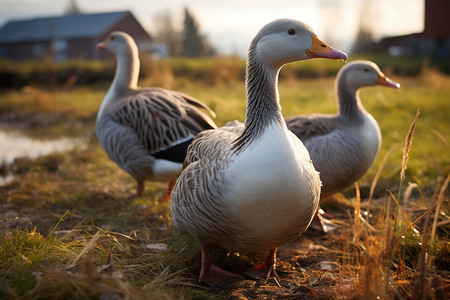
[65,0,82,15]
[351,0,377,54]
[180,7,214,57]
[153,11,181,56]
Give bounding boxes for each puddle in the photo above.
[0,174,15,186]
[0,130,87,185]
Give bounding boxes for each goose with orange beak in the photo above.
[171,19,347,285]
[95,31,217,201]
[286,60,400,231]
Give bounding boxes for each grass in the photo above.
[2,54,450,90]
[0,57,449,299]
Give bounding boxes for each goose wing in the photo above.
[171,125,247,248]
[110,88,217,155]
[285,114,340,142]
[183,122,242,167]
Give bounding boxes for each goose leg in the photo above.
[199,246,243,285]
[136,180,144,198]
[309,206,335,232]
[127,180,144,200]
[162,178,176,202]
[309,207,325,232]
[248,247,279,279]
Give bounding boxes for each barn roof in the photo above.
[0,11,131,44]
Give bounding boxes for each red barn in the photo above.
[363,0,450,57]
[0,11,154,61]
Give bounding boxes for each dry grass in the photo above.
[329,110,449,299]
[0,59,449,299]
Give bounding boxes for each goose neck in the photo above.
[111,51,139,93]
[336,78,364,123]
[97,51,139,120]
[232,56,285,152]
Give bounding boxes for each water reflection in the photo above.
[0,130,86,185]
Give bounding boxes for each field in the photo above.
[0,56,449,299]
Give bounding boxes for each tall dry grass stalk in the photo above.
[353,183,361,248]
[68,231,101,268]
[395,108,421,231]
[400,109,420,181]
[352,109,449,299]
[430,129,449,148]
[430,173,450,243]
[356,189,395,299]
[413,210,431,300]
[367,145,399,219]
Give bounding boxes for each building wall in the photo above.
[3,42,33,60]
[67,38,96,60]
[423,0,450,38]
[3,41,53,60]
[0,12,152,61]
[96,13,152,60]
[363,0,450,58]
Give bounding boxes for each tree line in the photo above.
[153,7,216,58]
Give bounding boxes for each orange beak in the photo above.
[306,35,347,62]
[95,40,107,50]
[375,74,400,88]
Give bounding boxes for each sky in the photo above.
[0,0,424,56]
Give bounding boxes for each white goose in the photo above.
[171,19,347,284]
[285,60,400,230]
[95,31,217,200]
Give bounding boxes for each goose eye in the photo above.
[110,36,115,41]
[287,28,296,35]
[364,68,369,72]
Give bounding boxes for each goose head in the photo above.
[340,60,400,91]
[96,31,140,91]
[96,31,138,58]
[248,19,347,68]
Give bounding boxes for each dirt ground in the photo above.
[2,183,449,299]
[189,211,359,299]
[195,231,351,299]
[0,185,361,299]
[0,116,447,299]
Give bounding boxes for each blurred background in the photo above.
[0,0,446,60]
[0,0,448,187]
